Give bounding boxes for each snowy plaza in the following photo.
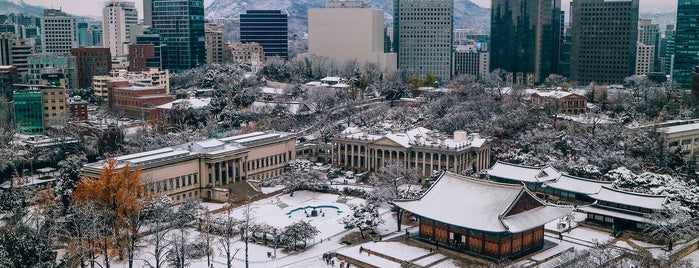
[90,186,699,268]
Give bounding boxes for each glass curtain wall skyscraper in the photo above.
[673,0,699,88]
[150,0,206,71]
[393,0,453,82]
[240,10,289,59]
[491,0,561,84]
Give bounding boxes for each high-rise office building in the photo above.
[673,0,699,88]
[393,0,453,81]
[453,45,489,80]
[660,24,675,75]
[27,53,78,88]
[103,1,139,60]
[571,0,638,85]
[77,22,89,46]
[144,0,153,26]
[240,10,288,59]
[40,9,78,54]
[491,0,561,84]
[308,1,396,71]
[71,47,111,89]
[150,0,206,71]
[205,23,225,64]
[638,19,660,72]
[135,30,164,70]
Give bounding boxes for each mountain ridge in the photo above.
[205,0,492,34]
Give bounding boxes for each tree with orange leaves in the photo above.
[73,158,151,268]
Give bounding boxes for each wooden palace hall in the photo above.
[393,172,572,260]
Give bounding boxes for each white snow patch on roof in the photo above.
[543,174,612,195]
[488,161,560,183]
[589,186,667,210]
[394,172,571,233]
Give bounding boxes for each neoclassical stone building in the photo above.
[82,131,296,203]
[331,127,491,177]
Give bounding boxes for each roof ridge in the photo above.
[600,185,668,198]
[557,174,614,184]
[447,172,524,189]
[494,160,550,170]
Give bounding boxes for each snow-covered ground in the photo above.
[681,249,699,267]
[95,191,397,268]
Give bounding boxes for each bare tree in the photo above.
[643,203,699,251]
[216,201,241,268]
[367,160,421,231]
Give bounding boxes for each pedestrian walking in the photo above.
[359,246,363,254]
[332,260,335,267]
[367,249,371,256]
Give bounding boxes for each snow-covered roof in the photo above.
[578,205,652,224]
[84,131,291,170]
[527,89,582,99]
[260,87,285,95]
[339,127,487,150]
[487,161,560,183]
[156,98,211,110]
[394,172,572,233]
[660,122,699,134]
[589,186,667,210]
[543,174,613,195]
[249,101,313,115]
[320,77,342,83]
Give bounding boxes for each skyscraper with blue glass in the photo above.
[673,0,699,88]
[149,0,206,71]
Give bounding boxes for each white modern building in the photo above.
[40,9,78,54]
[308,1,396,71]
[102,1,139,61]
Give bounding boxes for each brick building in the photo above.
[128,44,156,71]
[70,47,111,89]
[68,96,89,121]
[111,84,174,119]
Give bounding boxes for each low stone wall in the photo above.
[670,237,699,260]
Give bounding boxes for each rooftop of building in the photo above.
[115,85,165,91]
[542,174,613,195]
[659,122,699,134]
[394,172,572,233]
[337,126,488,149]
[157,98,211,110]
[487,161,561,183]
[527,89,584,99]
[589,186,668,210]
[84,131,293,170]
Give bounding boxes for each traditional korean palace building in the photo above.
[487,161,669,232]
[82,131,296,204]
[331,127,491,177]
[579,186,668,231]
[394,172,572,260]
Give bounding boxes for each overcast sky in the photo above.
[26,0,677,19]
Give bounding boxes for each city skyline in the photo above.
[22,0,677,18]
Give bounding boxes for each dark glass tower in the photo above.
[571,0,638,85]
[240,10,288,59]
[150,0,205,71]
[491,0,561,84]
[673,0,699,88]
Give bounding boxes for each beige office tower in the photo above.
[103,1,139,60]
[308,1,396,71]
[205,23,225,64]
